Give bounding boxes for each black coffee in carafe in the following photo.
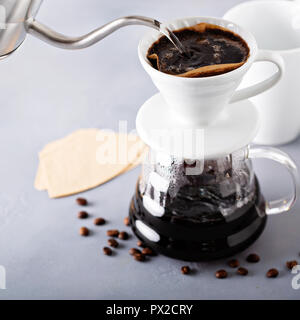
[129,151,267,261]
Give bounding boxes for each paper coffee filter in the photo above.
[148,56,244,77]
[146,22,249,78]
[34,129,148,198]
[35,130,87,191]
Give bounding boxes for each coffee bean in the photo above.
[103,247,112,256]
[118,231,129,240]
[142,247,155,256]
[137,240,145,248]
[286,260,298,270]
[237,267,248,276]
[215,269,227,279]
[108,238,119,248]
[181,266,191,275]
[76,197,87,206]
[106,229,119,237]
[246,253,260,263]
[79,227,89,236]
[94,217,105,226]
[124,217,130,226]
[228,259,239,268]
[78,211,88,219]
[129,248,141,256]
[133,252,145,262]
[266,268,279,278]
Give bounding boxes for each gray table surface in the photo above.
[0,0,300,300]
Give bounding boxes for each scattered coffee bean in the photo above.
[142,247,155,256]
[129,248,141,256]
[94,217,106,226]
[246,253,260,263]
[76,197,88,206]
[237,267,248,276]
[266,268,279,278]
[215,269,228,279]
[118,231,129,240]
[181,266,191,275]
[106,229,119,237]
[286,260,298,270]
[228,259,239,268]
[78,211,88,219]
[133,252,145,262]
[124,216,130,226]
[103,247,112,256]
[137,240,145,248]
[108,238,119,248]
[79,227,89,236]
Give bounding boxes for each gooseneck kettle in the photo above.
[0,0,167,59]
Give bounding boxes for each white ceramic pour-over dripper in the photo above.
[138,17,284,127]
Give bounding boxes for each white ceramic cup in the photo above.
[138,16,284,127]
[224,0,300,145]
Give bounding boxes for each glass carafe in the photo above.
[129,145,299,261]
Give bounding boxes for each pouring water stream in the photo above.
[154,20,188,56]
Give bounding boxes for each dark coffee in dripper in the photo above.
[147,23,250,78]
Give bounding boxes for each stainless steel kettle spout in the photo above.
[0,0,162,58]
[27,15,161,50]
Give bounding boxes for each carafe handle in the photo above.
[247,146,300,215]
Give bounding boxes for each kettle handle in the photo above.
[247,146,300,215]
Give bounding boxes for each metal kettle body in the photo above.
[0,0,42,57]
